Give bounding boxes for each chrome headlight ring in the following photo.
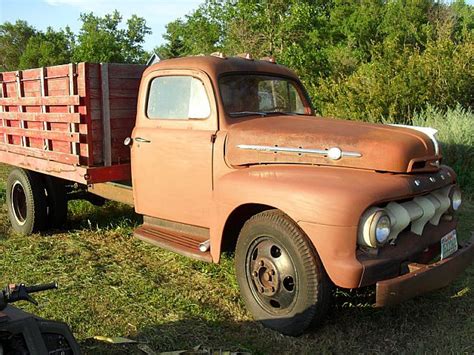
[358,208,392,248]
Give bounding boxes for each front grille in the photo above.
[385,184,452,243]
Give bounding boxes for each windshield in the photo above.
[219,74,309,117]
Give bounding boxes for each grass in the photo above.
[0,164,473,354]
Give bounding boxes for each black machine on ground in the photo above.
[0,282,80,354]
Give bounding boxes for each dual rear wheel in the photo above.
[6,168,68,235]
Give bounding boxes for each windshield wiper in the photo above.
[229,111,308,117]
[229,111,268,117]
[261,111,292,116]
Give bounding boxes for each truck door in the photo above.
[131,69,217,227]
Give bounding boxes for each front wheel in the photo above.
[235,210,331,336]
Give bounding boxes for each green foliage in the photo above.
[0,20,36,71]
[316,36,474,122]
[72,10,151,63]
[412,105,474,194]
[19,27,74,69]
[0,11,151,71]
[155,1,224,59]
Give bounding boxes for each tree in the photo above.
[73,10,151,63]
[154,20,187,59]
[19,27,74,69]
[156,1,224,58]
[0,20,36,71]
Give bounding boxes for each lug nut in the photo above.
[270,269,275,275]
[253,271,258,277]
[260,287,265,293]
[259,260,264,267]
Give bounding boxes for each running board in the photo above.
[134,224,212,262]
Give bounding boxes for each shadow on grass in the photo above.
[78,285,473,354]
[62,200,142,233]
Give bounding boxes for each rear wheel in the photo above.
[235,210,331,336]
[44,176,68,228]
[6,168,47,235]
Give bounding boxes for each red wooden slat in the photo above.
[83,62,95,166]
[0,126,80,142]
[0,95,80,106]
[0,112,81,123]
[0,143,80,165]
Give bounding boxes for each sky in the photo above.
[0,0,205,50]
[1,0,474,51]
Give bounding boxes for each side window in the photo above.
[146,76,211,120]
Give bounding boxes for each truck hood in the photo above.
[225,116,440,173]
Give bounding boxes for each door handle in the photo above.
[135,137,151,143]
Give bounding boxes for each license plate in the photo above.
[440,230,458,260]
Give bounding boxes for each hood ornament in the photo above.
[327,147,342,160]
[236,144,362,160]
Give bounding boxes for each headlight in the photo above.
[449,186,462,212]
[358,208,392,248]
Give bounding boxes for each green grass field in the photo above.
[0,164,472,354]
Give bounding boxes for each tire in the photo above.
[235,209,331,336]
[6,168,48,235]
[44,176,68,228]
[86,194,106,207]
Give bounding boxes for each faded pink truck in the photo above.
[0,55,472,335]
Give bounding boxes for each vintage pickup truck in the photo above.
[0,54,472,335]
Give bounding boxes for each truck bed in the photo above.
[0,63,146,184]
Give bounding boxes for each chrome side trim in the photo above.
[236,144,362,159]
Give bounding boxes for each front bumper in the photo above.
[375,234,474,307]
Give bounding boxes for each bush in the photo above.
[314,37,474,123]
[412,105,474,195]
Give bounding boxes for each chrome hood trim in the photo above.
[237,144,362,160]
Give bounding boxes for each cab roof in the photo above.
[144,55,300,81]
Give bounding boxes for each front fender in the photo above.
[214,165,413,227]
[210,164,454,288]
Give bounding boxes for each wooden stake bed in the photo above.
[0,63,146,184]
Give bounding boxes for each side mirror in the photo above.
[124,137,133,146]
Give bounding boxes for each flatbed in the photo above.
[0,63,145,184]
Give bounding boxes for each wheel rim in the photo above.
[11,181,27,226]
[246,237,298,314]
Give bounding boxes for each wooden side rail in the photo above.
[0,112,81,123]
